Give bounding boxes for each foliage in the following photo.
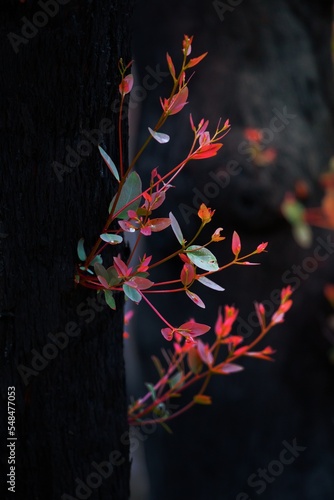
[76,35,293,427]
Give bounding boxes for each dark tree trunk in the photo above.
[0,1,132,499]
[131,1,334,499]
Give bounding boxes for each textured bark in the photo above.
[0,1,132,499]
[131,1,334,499]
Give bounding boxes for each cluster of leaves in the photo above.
[128,286,293,427]
[243,128,277,167]
[281,157,334,247]
[76,35,293,426]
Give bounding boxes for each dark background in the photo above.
[129,1,334,499]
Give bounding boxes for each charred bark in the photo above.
[0,1,133,499]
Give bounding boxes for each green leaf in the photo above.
[292,223,312,248]
[106,266,122,286]
[151,355,165,378]
[186,246,219,271]
[79,265,94,275]
[98,145,120,182]
[145,382,157,401]
[104,290,116,310]
[100,233,123,244]
[169,212,184,245]
[94,263,109,282]
[281,197,305,225]
[77,238,86,261]
[123,283,142,303]
[109,172,142,219]
[90,254,103,266]
[168,371,183,389]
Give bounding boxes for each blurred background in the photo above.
[127,1,334,499]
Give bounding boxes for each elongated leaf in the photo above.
[100,233,123,244]
[148,218,171,232]
[94,263,109,282]
[193,394,212,405]
[129,276,154,290]
[109,171,142,218]
[145,382,157,401]
[212,363,244,375]
[185,290,206,309]
[168,371,183,389]
[104,290,116,310]
[77,238,86,261]
[186,245,219,271]
[169,212,184,245]
[98,145,120,182]
[151,355,165,378]
[123,283,142,303]
[97,275,109,288]
[292,223,312,248]
[179,321,210,336]
[187,349,203,375]
[90,254,103,266]
[197,276,225,291]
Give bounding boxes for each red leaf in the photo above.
[186,52,208,68]
[147,218,171,232]
[180,263,195,286]
[220,335,244,347]
[166,52,176,79]
[232,231,241,256]
[191,143,222,160]
[119,74,134,95]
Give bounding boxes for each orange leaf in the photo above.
[186,52,208,68]
[193,394,212,405]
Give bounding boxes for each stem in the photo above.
[118,94,125,178]
[140,292,175,330]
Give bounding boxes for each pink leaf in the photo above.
[118,220,138,233]
[119,74,134,95]
[256,242,268,253]
[161,327,173,341]
[196,340,214,366]
[178,321,210,337]
[97,275,109,288]
[113,256,130,277]
[147,218,171,232]
[232,231,241,256]
[129,277,154,290]
[213,363,244,375]
[185,290,205,309]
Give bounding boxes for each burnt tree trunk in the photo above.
[0,1,132,499]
